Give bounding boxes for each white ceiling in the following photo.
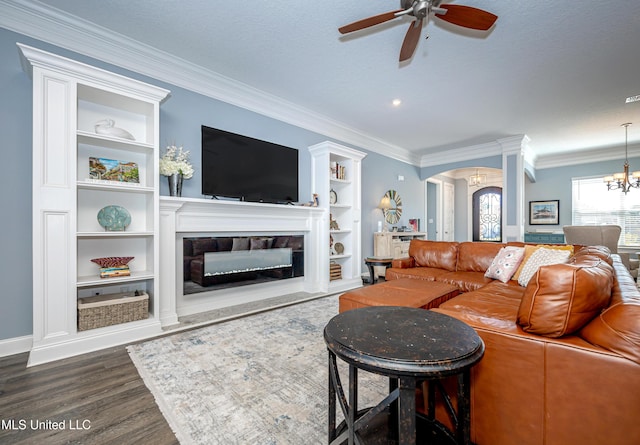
[5,0,640,166]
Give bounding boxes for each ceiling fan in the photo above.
[339,0,498,62]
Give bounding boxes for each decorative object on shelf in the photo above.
[160,144,194,197]
[329,189,338,204]
[469,168,487,187]
[89,157,139,183]
[90,256,134,278]
[97,205,131,231]
[331,162,346,180]
[330,261,342,281]
[301,193,320,207]
[382,189,402,224]
[409,218,420,232]
[529,200,560,225]
[78,290,149,331]
[329,214,340,230]
[334,242,345,255]
[604,123,639,194]
[94,119,135,140]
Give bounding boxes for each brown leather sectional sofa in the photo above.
[385,239,640,445]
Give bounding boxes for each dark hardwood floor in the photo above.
[0,347,177,445]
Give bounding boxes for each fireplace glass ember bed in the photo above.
[183,235,304,294]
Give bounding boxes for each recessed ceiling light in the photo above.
[626,94,640,104]
[392,99,402,107]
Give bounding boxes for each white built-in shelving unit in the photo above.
[309,142,366,292]
[19,43,170,366]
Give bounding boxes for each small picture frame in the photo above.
[408,218,420,232]
[529,200,559,225]
[89,157,139,183]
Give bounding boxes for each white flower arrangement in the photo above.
[159,145,194,179]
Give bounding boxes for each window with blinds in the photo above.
[572,176,640,246]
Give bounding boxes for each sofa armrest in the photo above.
[391,257,415,268]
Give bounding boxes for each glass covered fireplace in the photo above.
[183,235,304,294]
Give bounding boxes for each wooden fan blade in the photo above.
[399,19,423,62]
[435,4,497,31]
[339,9,403,34]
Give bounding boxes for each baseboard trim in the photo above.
[0,335,33,357]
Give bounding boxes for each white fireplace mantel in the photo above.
[159,197,327,326]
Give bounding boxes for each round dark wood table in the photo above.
[324,306,484,445]
[364,257,393,283]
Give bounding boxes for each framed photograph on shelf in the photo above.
[89,157,139,183]
[408,218,420,232]
[529,200,559,225]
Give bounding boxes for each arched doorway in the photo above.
[472,186,502,242]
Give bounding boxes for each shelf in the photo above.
[77,231,154,238]
[330,254,351,260]
[331,229,352,234]
[77,270,155,288]
[77,180,154,194]
[77,131,154,152]
[330,204,350,209]
[330,177,351,184]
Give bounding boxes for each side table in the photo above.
[324,306,484,445]
[364,257,393,284]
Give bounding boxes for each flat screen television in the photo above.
[201,125,299,203]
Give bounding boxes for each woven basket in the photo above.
[78,291,148,331]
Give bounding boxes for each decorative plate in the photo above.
[383,189,403,224]
[90,256,134,268]
[334,242,344,254]
[97,205,131,231]
[329,189,338,205]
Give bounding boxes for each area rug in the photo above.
[127,295,386,444]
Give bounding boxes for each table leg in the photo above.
[457,371,472,445]
[328,351,336,444]
[348,365,358,445]
[366,262,375,284]
[398,376,417,445]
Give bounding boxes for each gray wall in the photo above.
[0,27,423,341]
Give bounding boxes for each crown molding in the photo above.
[534,142,640,170]
[0,0,417,164]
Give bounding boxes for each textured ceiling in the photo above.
[16,0,640,163]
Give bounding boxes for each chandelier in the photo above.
[604,123,638,194]
[469,169,487,187]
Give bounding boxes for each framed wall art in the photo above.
[529,200,559,225]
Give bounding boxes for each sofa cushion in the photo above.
[517,259,614,337]
[573,245,612,265]
[409,240,458,272]
[437,271,494,293]
[580,302,640,365]
[484,246,525,283]
[385,267,449,282]
[457,242,505,272]
[517,247,571,287]
[192,238,217,256]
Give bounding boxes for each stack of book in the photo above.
[99,265,131,278]
[330,262,342,281]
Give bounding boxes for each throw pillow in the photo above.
[536,243,574,255]
[511,245,540,281]
[484,246,525,283]
[517,247,571,287]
